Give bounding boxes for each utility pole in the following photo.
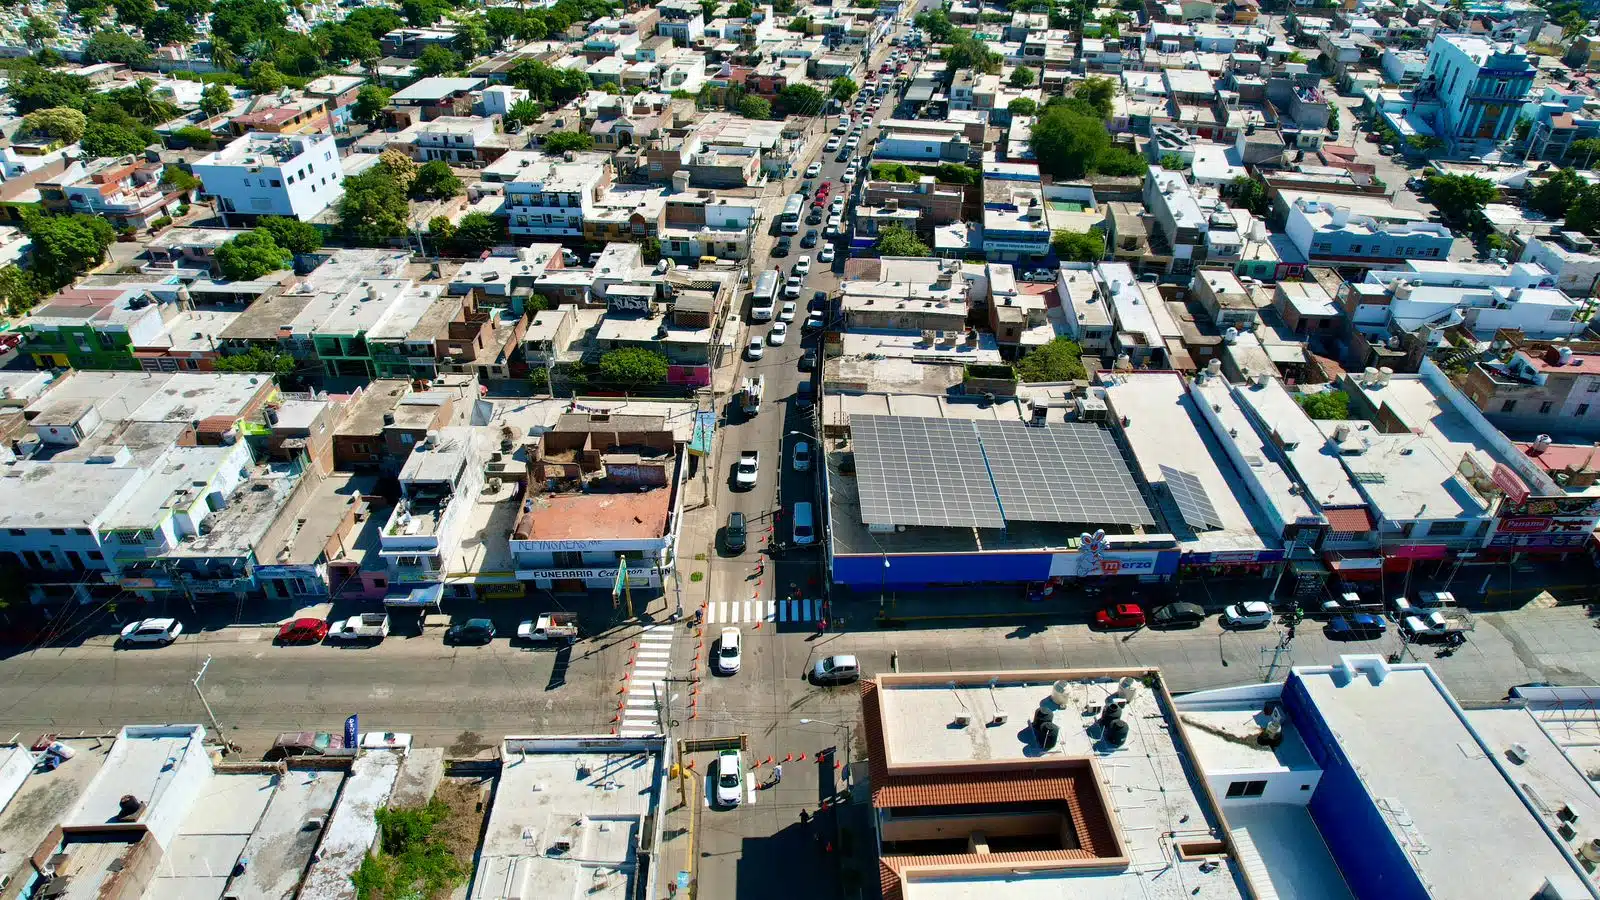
[192,655,231,751]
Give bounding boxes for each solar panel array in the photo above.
[1159,464,1223,531]
[852,416,1005,528]
[850,415,1154,529]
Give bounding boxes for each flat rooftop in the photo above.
[0,739,112,888]
[23,371,265,426]
[256,471,375,567]
[1231,379,1366,509]
[146,771,277,900]
[1191,376,1315,533]
[1103,374,1278,552]
[1344,373,1509,479]
[514,487,672,543]
[869,672,1245,900]
[1293,658,1594,900]
[66,725,206,831]
[471,737,664,900]
[299,750,402,900]
[488,398,699,445]
[220,768,344,900]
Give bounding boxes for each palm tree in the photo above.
[126,78,160,122]
[209,40,236,72]
[243,37,273,64]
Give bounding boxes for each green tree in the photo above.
[26,214,116,287]
[775,83,824,117]
[1286,50,1307,64]
[485,7,525,46]
[171,125,216,147]
[411,160,462,200]
[1008,97,1037,116]
[426,214,456,250]
[544,131,595,153]
[945,33,1001,75]
[1160,153,1185,170]
[257,216,323,253]
[353,85,392,124]
[213,346,295,377]
[505,98,541,127]
[0,266,49,316]
[160,164,200,192]
[913,9,954,41]
[729,0,753,14]
[453,19,489,59]
[1232,176,1268,215]
[596,347,669,386]
[400,0,447,25]
[640,237,662,264]
[22,15,58,51]
[215,230,292,280]
[1015,337,1087,382]
[165,0,210,18]
[1570,137,1600,167]
[378,149,418,192]
[21,108,87,144]
[1030,104,1109,179]
[788,14,810,32]
[1008,66,1036,88]
[1073,76,1116,120]
[81,121,155,157]
[247,61,285,94]
[1407,134,1443,152]
[450,212,504,254]
[339,169,410,244]
[1530,168,1587,217]
[829,77,858,101]
[737,95,772,120]
[82,29,151,65]
[876,224,930,257]
[112,0,155,28]
[200,82,233,119]
[1297,390,1350,420]
[1424,173,1496,223]
[1051,229,1103,262]
[416,44,460,76]
[209,0,289,55]
[144,10,197,46]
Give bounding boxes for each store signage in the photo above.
[1491,463,1531,504]
[1497,516,1554,534]
[530,567,656,580]
[1500,495,1600,518]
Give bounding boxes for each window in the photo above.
[1587,382,1599,392]
[270,179,282,187]
[1225,780,1267,798]
[1581,404,1592,416]
[1349,244,1362,253]
[49,528,66,535]
[1502,399,1517,412]
[1540,401,1554,414]
[6,528,23,536]
[1429,520,1467,536]
[87,550,103,561]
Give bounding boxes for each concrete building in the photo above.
[1421,34,1536,147]
[191,132,345,226]
[378,426,486,607]
[1056,264,1115,353]
[491,151,613,241]
[38,155,185,232]
[1143,168,1208,278]
[1463,343,1600,438]
[872,119,973,163]
[1520,230,1600,297]
[1281,193,1454,271]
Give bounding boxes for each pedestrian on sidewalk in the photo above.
[799,809,811,828]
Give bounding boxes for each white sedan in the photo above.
[715,750,743,807]
[825,137,841,151]
[778,301,797,322]
[746,335,764,360]
[840,169,856,183]
[805,162,821,178]
[768,321,789,345]
[818,245,835,263]
[1221,601,1275,630]
[830,197,845,214]
[794,256,810,275]
[120,618,183,647]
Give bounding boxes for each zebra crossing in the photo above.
[703,598,822,624]
[619,624,674,738]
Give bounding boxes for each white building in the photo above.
[490,151,610,239]
[192,132,345,225]
[1520,230,1600,297]
[1056,263,1114,353]
[379,426,485,606]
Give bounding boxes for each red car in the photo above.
[1093,604,1146,630]
[277,617,330,644]
[818,181,831,194]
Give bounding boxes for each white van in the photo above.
[792,502,815,546]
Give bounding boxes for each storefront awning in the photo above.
[384,583,443,607]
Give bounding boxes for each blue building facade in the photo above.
[1423,34,1535,145]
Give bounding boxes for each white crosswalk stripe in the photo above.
[620,625,676,736]
[702,599,819,624]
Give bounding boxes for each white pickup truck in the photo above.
[517,613,579,645]
[1401,609,1472,645]
[328,613,390,642]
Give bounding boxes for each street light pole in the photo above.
[799,717,852,786]
[192,655,231,751]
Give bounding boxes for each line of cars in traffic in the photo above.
[1088,589,1471,645]
[115,612,582,649]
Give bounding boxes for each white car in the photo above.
[784,276,802,298]
[120,618,183,647]
[715,749,743,807]
[716,627,742,674]
[768,321,789,345]
[1221,601,1275,630]
[845,135,860,149]
[830,197,845,215]
[779,301,797,322]
[818,245,835,263]
[825,137,841,151]
[735,450,760,489]
[792,440,811,471]
[794,256,810,275]
[841,169,856,183]
[805,161,821,178]
[746,335,764,360]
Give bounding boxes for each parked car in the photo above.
[725,511,747,553]
[1093,603,1146,630]
[446,617,497,645]
[792,440,811,471]
[801,229,818,248]
[736,450,760,490]
[516,613,578,644]
[1150,602,1206,629]
[812,654,861,685]
[266,731,344,760]
[1327,613,1387,640]
[768,321,789,345]
[328,613,390,642]
[120,618,183,647]
[277,618,329,644]
[825,137,841,151]
[1221,601,1274,630]
[800,346,819,370]
[746,335,765,360]
[784,275,802,299]
[716,627,742,674]
[715,749,744,807]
